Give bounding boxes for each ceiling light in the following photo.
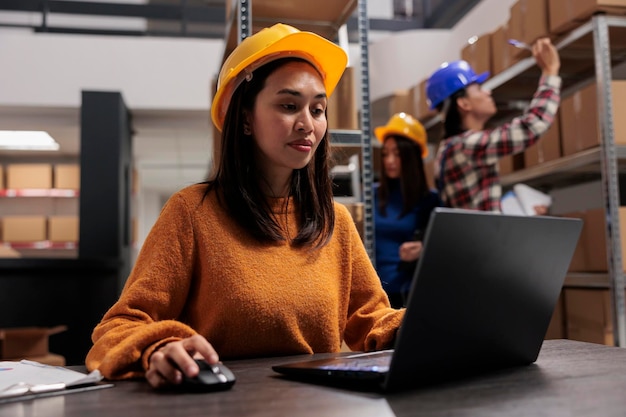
[0,131,60,151]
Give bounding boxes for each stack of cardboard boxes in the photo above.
[0,163,80,248]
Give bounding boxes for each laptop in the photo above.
[272,208,583,392]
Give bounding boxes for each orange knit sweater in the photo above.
[86,184,404,380]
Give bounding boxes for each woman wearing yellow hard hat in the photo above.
[373,112,440,308]
[86,23,404,390]
[427,38,561,212]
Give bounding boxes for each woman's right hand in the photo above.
[145,334,219,389]
[533,37,560,77]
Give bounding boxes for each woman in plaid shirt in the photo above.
[426,38,561,212]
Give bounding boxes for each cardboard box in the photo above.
[545,292,565,339]
[371,88,421,131]
[524,116,561,167]
[341,202,364,240]
[564,207,626,272]
[490,24,520,75]
[499,153,524,175]
[560,211,588,272]
[327,66,358,130]
[0,326,67,360]
[564,288,625,346]
[0,165,4,189]
[389,89,413,117]
[424,158,435,190]
[560,81,626,156]
[1,216,47,242]
[549,0,626,34]
[412,79,437,120]
[54,164,80,189]
[461,33,492,77]
[48,216,79,242]
[509,0,549,58]
[6,164,52,189]
[0,245,21,258]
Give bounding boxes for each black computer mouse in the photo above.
[178,359,236,392]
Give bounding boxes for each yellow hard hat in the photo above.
[374,112,428,158]
[211,23,349,131]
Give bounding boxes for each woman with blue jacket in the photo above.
[374,112,440,308]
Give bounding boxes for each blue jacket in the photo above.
[374,182,440,294]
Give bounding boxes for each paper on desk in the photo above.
[0,360,103,398]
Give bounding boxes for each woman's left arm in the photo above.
[336,205,405,352]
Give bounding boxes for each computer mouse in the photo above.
[178,359,236,392]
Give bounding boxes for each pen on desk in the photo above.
[508,39,532,51]
[0,368,13,371]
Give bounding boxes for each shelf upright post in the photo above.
[592,14,626,347]
[357,0,375,263]
[237,0,251,42]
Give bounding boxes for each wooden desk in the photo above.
[2,339,626,417]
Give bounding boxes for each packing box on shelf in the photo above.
[461,33,492,77]
[1,216,47,242]
[342,202,364,240]
[563,207,626,272]
[327,66,358,130]
[560,80,626,156]
[0,326,67,365]
[545,292,565,339]
[508,0,549,59]
[549,0,626,34]
[388,89,412,117]
[6,164,52,189]
[0,165,4,189]
[48,216,79,242]
[370,89,416,128]
[564,288,624,346]
[424,158,435,190]
[54,164,80,189]
[490,23,520,75]
[410,79,437,121]
[499,153,524,175]
[524,116,562,167]
[561,210,588,272]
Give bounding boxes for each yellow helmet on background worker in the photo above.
[211,23,349,132]
[374,112,428,158]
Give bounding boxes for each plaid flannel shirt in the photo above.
[435,75,561,212]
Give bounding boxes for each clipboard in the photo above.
[0,360,114,404]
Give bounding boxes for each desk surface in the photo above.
[2,339,626,417]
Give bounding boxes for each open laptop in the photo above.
[272,208,583,392]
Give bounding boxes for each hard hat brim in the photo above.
[211,31,348,131]
[373,127,429,159]
[474,71,490,86]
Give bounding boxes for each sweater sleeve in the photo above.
[461,75,561,166]
[336,205,405,351]
[85,192,199,380]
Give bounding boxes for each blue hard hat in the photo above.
[425,60,490,110]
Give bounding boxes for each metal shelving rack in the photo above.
[355,0,375,261]
[226,0,375,259]
[448,14,626,346]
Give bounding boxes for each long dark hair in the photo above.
[438,88,468,139]
[377,135,429,218]
[205,57,335,248]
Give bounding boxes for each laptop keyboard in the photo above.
[318,350,393,373]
